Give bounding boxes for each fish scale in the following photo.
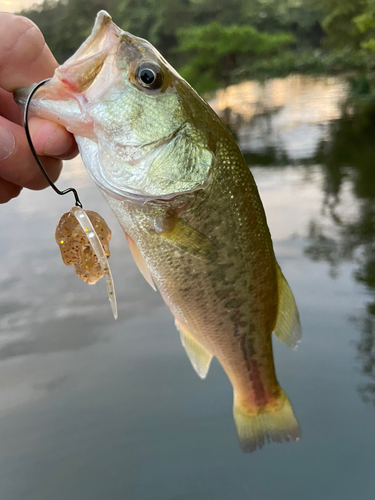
[107,138,286,424]
[15,10,301,452]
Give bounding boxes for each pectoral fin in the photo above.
[125,233,156,291]
[158,216,216,260]
[175,319,213,379]
[273,264,301,349]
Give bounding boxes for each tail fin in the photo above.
[233,389,301,453]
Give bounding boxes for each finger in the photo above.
[0,88,23,125]
[0,178,22,204]
[28,117,78,160]
[0,14,57,92]
[0,116,62,190]
[0,91,78,159]
[0,91,78,160]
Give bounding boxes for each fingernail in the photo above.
[0,126,16,161]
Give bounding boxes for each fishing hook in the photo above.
[23,78,83,208]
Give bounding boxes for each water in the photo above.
[1,75,375,499]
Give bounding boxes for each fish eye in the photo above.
[135,62,163,90]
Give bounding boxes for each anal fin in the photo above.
[273,264,301,349]
[125,233,156,291]
[175,319,213,379]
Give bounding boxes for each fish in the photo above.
[15,10,302,452]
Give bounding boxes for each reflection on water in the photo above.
[0,75,375,498]
[209,75,348,162]
[305,113,375,406]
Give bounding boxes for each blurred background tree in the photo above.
[177,23,294,92]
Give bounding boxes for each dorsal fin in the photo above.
[273,264,301,349]
[125,233,156,291]
[175,319,213,379]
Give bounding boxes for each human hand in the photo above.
[0,13,78,204]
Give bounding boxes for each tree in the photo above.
[177,22,294,92]
[354,1,375,52]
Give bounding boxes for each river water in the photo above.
[0,75,374,499]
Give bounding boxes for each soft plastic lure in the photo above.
[56,207,117,319]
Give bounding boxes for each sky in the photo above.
[0,0,43,13]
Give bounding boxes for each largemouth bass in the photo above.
[15,11,301,452]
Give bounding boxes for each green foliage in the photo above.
[177,23,294,56]
[301,0,375,93]
[309,0,375,55]
[236,48,367,80]
[354,3,375,52]
[177,22,294,91]
[319,0,364,49]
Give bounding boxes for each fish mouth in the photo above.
[53,11,121,94]
[13,11,126,129]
